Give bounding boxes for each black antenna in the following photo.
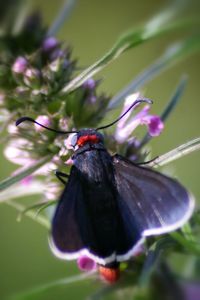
[96,98,153,131]
[16,117,78,134]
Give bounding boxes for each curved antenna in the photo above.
[16,117,78,134]
[96,98,153,131]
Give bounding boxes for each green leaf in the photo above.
[11,271,96,300]
[47,0,77,37]
[0,155,52,191]
[147,137,200,168]
[170,231,200,256]
[139,238,174,286]
[62,6,199,94]
[108,36,200,109]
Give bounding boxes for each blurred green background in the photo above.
[0,0,200,299]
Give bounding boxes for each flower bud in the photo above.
[24,67,41,88]
[83,78,96,90]
[42,37,58,52]
[34,115,51,132]
[77,256,97,272]
[12,57,28,74]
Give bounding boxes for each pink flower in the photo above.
[20,176,34,186]
[77,256,97,272]
[115,93,164,143]
[142,115,164,136]
[34,115,51,132]
[7,124,19,134]
[24,67,40,79]
[4,138,34,165]
[65,157,73,165]
[12,57,28,74]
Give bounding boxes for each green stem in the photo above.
[6,200,50,229]
[13,271,96,300]
[148,137,200,168]
[0,155,52,191]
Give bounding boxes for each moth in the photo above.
[16,99,194,282]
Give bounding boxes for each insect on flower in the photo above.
[16,99,194,283]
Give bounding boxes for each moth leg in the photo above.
[54,170,69,185]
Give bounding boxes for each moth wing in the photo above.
[50,165,118,265]
[113,154,194,243]
[50,166,93,260]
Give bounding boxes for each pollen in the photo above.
[98,265,120,283]
[77,134,99,147]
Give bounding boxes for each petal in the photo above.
[77,256,97,272]
[115,104,151,143]
[12,57,28,74]
[142,115,164,136]
[117,92,141,130]
[115,118,141,143]
[34,115,51,132]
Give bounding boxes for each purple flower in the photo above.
[12,57,28,74]
[77,255,97,272]
[34,115,51,132]
[42,37,58,52]
[83,78,96,90]
[115,93,164,143]
[181,282,200,300]
[142,115,164,136]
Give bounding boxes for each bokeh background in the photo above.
[0,0,200,299]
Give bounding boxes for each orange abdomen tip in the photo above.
[98,266,120,283]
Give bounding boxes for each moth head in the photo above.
[69,129,104,149]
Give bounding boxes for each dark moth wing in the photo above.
[50,167,86,259]
[113,154,194,252]
[50,158,131,265]
[50,152,194,265]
